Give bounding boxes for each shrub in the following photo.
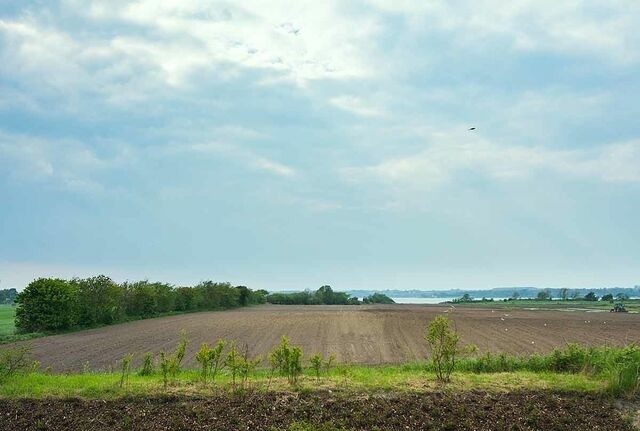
[138,352,155,376]
[225,342,242,389]
[15,278,78,332]
[119,353,134,388]
[425,315,467,383]
[195,339,226,384]
[0,346,32,382]
[158,351,173,389]
[309,353,336,383]
[269,336,304,386]
[173,330,188,374]
[608,363,640,397]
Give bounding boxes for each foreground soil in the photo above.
[9,304,640,372]
[0,391,633,431]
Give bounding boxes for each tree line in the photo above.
[0,288,17,305]
[15,276,268,333]
[14,278,396,333]
[265,285,394,305]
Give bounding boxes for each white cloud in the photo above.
[0,131,127,194]
[367,0,640,64]
[184,142,296,178]
[344,132,640,192]
[329,95,384,117]
[47,0,379,87]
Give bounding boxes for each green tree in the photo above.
[269,336,303,386]
[15,278,78,332]
[362,293,394,304]
[72,275,123,326]
[559,288,569,301]
[537,289,551,301]
[601,294,614,302]
[584,291,599,301]
[425,316,460,383]
[123,281,157,317]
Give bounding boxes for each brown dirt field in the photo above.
[0,391,633,431]
[9,304,640,372]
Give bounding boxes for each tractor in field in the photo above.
[610,303,628,313]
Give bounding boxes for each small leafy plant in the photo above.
[269,336,303,386]
[425,315,475,383]
[138,352,155,376]
[119,353,135,388]
[309,353,336,384]
[0,346,32,382]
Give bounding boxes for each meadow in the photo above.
[0,304,16,336]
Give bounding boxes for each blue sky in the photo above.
[1,1,639,290]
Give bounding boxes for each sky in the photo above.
[1,1,639,291]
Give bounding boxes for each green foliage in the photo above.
[0,288,17,305]
[601,293,614,302]
[454,343,640,396]
[309,353,336,383]
[195,340,226,384]
[16,278,78,332]
[0,345,32,382]
[138,352,155,376]
[267,286,359,305]
[14,276,263,336]
[173,330,188,373]
[158,351,173,389]
[425,316,463,383]
[118,353,134,388]
[225,342,260,390]
[72,275,123,327]
[608,362,640,397]
[269,336,304,386]
[536,289,552,301]
[362,293,395,304]
[157,331,189,388]
[584,291,599,301]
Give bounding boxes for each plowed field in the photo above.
[10,304,640,372]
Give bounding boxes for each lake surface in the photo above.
[391,297,510,304]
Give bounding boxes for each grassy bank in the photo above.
[0,367,605,399]
[2,344,638,399]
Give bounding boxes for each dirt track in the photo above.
[9,304,640,372]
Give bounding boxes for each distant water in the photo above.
[391,297,509,304]
[391,297,452,304]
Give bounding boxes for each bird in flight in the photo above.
[468,127,476,131]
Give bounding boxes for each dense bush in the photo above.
[72,275,124,326]
[15,278,78,332]
[362,293,395,304]
[269,336,304,386]
[15,276,268,332]
[267,286,359,305]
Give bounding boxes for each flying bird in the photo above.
[468,127,476,131]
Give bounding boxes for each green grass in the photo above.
[0,367,605,399]
[451,298,640,313]
[0,305,16,336]
[0,305,45,344]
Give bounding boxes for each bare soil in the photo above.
[0,391,632,431]
[10,304,640,372]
